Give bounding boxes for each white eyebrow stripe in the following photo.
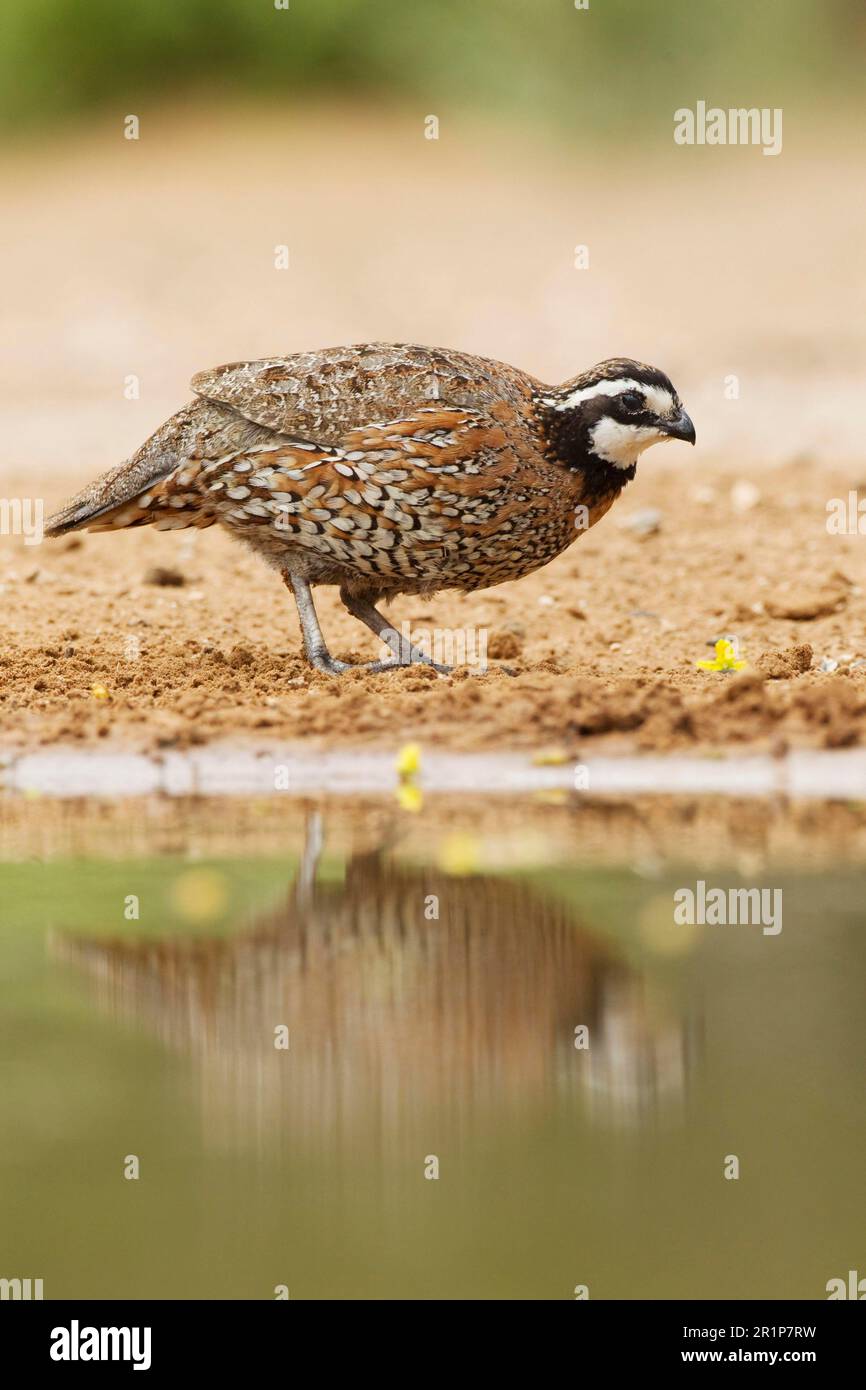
[542,378,675,416]
[542,378,645,410]
[643,384,676,416]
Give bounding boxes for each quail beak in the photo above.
[662,409,697,445]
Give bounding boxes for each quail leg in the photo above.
[289,575,352,674]
[288,575,442,675]
[294,810,324,907]
[339,587,452,673]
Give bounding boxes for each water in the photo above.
[0,794,863,1300]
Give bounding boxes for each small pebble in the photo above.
[620,507,662,536]
[144,565,186,587]
[731,480,760,512]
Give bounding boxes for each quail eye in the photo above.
[620,390,644,411]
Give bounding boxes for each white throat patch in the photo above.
[589,418,666,470]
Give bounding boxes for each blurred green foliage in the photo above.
[0,0,862,132]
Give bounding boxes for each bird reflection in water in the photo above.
[53,814,694,1150]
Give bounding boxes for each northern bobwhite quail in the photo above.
[46,343,695,674]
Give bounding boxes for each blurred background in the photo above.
[1,0,862,133]
[2,0,865,500]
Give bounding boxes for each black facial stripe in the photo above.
[607,406,659,427]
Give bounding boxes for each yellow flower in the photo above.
[438,832,481,876]
[395,742,421,777]
[696,638,746,672]
[170,867,229,923]
[531,746,569,766]
[395,783,423,814]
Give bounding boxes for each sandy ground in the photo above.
[3,452,866,755]
[2,106,865,757]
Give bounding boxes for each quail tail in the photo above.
[45,404,202,537]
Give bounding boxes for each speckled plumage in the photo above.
[47,343,694,673]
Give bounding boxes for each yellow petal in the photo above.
[395,741,421,777]
[531,746,570,766]
[395,783,423,814]
[438,832,481,875]
[170,867,229,923]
